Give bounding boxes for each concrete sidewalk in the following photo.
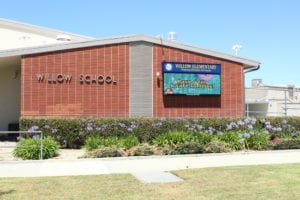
[1,150,300,182]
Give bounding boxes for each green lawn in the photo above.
[0,163,299,200]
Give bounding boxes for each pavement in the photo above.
[1,150,300,183]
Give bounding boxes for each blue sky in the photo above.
[1,0,299,87]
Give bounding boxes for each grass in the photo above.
[0,163,299,200]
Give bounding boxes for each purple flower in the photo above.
[291,132,296,137]
[226,124,233,130]
[33,135,40,140]
[96,127,102,131]
[250,118,257,125]
[244,117,250,124]
[160,117,167,121]
[131,124,137,129]
[102,124,108,129]
[282,120,287,124]
[28,125,39,132]
[217,131,224,135]
[127,128,133,132]
[87,123,92,126]
[44,125,50,129]
[247,124,253,130]
[118,122,126,128]
[243,133,250,139]
[266,124,272,130]
[152,122,162,127]
[193,119,199,123]
[86,126,93,131]
[17,136,24,141]
[237,120,245,126]
[51,128,58,133]
[196,125,203,131]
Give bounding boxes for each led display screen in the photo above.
[163,62,221,95]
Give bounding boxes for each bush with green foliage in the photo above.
[193,132,214,145]
[128,143,155,156]
[20,116,300,150]
[152,131,195,147]
[171,142,204,155]
[120,135,140,149]
[245,130,270,150]
[217,131,244,150]
[13,136,59,160]
[81,146,125,158]
[204,141,231,153]
[83,135,139,151]
[272,139,300,150]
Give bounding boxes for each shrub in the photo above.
[83,135,139,151]
[129,143,155,156]
[217,131,244,150]
[204,141,231,153]
[81,146,125,158]
[20,116,300,149]
[246,131,270,150]
[120,135,139,149]
[154,146,173,155]
[193,133,214,145]
[273,139,300,150]
[152,131,195,147]
[171,142,204,155]
[13,136,59,160]
[83,136,118,151]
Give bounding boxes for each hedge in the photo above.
[19,116,300,149]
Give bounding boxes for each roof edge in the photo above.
[0,34,260,68]
[0,18,93,41]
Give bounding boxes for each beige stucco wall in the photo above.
[0,62,20,130]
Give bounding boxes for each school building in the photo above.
[0,18,260,130]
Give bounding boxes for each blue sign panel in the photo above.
[162,62,221,74]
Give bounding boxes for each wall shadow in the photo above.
[0,190,16,197]
[163,95,221,108]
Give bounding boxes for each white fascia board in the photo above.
[0,34,260,69]
[0,18,93,41]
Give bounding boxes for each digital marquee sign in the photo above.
[163,62,221,95]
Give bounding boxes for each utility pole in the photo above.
[284,89,287,117]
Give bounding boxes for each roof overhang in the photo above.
[0,34,260,70]
[0,18,93,41]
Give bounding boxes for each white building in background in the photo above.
[245,79,300,116]
[0,18,92,50]
[0,18,92,131]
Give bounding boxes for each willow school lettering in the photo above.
[36,74,117,84]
